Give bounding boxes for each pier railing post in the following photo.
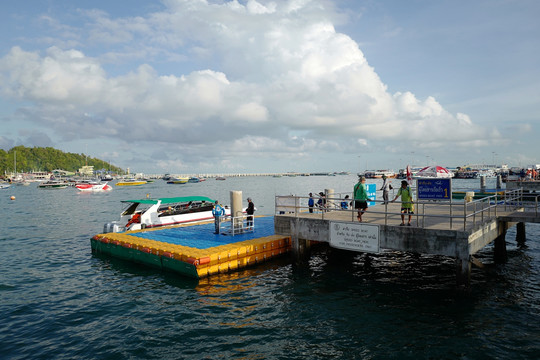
[463,202,467,230]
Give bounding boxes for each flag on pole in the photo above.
[406,164,412,183]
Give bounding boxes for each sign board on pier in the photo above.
[329,222,380,253]
[417,178,452,200]
[366,183,376,207]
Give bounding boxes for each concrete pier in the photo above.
[274,191,540,286]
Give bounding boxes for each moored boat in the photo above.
[167,177,189,184]
[76,182,113,192]
[116,179,147,186]
[364,170,396,179]
[37,180,69,189]
[103,196,231,232]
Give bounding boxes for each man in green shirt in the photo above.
[392,180,414,226]
[353,176,370,222]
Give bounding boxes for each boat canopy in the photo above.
[121,196,216,205]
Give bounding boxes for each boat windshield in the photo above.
[121,202,141,216]
[157,201,213,217]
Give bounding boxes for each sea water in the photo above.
[0,176,539,359]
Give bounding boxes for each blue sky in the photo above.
[1,0,538,174]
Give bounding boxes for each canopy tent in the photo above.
[416,165,454,178]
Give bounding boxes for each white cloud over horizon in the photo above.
[0,0,538,173]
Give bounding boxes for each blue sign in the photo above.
[367,183,376,206]
[417,178,452,200]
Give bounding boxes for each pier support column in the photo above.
[456,257,471,287]
[494,233,508,264]
[516,222,526,244]
[290,218,310,264]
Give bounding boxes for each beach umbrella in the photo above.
[416,165,453,178]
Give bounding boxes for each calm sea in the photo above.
[1,176,539,359]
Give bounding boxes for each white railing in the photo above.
[219,214,255,235]
[275,188,528,231]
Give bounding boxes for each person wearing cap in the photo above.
[353,176,370,222]
[380,174,393,204]
[212,200,225,234]
[392,180,414,226]
[246,197,255,229]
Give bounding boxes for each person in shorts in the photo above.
[353,176,369,222]
[392,180,414,226]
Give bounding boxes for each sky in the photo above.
[0,0,539,174]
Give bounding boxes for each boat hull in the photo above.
[116,181,146,186]
[76,183,113,192]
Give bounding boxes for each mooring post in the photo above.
[516,222,526,244]
[494,225,508,264]
[480,175,486,193]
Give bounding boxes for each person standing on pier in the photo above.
[392,180,414,226]
[308,193,314,213]
[353,176,369,222]
[246,197,255,229]
[380,174,393,204]
[212,200,225,234]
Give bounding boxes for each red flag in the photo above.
[406,164,412,183]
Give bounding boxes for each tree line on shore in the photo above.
[0,146,123,175]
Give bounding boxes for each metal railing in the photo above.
[275,188,528,231]
[219,214,255,236]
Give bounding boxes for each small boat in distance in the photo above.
[216,177,226,181]
[116,179,147,186]
[363,170,396,179]
[103,196,231,233]
[37,180,70,189]
[167,177,189,184]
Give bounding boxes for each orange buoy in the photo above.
[10,195,15,200]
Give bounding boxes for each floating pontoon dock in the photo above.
[91,216,291,278]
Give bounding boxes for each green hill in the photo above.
[0,146,124,175]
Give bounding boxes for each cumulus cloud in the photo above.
[0,0,494,171]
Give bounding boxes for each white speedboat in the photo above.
[103,196,231,233]
[76,182,113,192]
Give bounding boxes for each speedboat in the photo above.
[76,182,113,192]
[37,180,70,189]
[116,179,147,186]
[103,196,231,233]
[166,177,189,184]
[100,174,114,181]
[0,182,10,189]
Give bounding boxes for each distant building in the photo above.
[52,169,76,177]
[78,165,94,176]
